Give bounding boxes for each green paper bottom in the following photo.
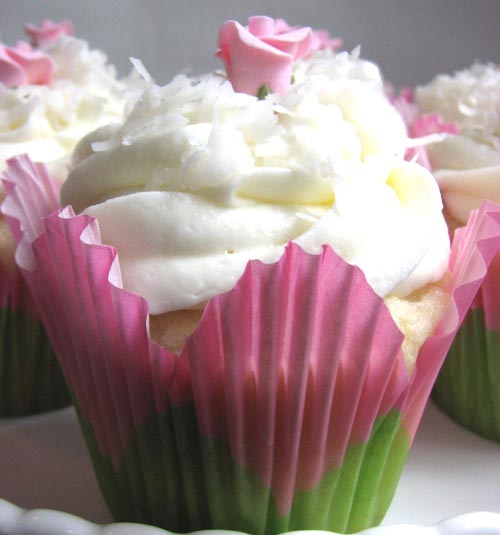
[78,404,410,534]
[433,308,500,443]
[0,306,70,417]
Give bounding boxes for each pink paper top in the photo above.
[3,155,500,513]
[473,247,500,330]
[391,86,459,170]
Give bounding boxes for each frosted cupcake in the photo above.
[414,63,500,442]
[0,20,140,416]
[4,16,500,534]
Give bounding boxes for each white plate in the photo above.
[0,401,499,534]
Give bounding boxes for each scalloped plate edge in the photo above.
[1,500,500,535]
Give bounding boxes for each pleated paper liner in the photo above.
[0,161,69,416]
[5,155,500,534]
[389,86,459,172]
[433,245,500,443]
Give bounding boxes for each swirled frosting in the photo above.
[0,33,141,178]
[62,50,450,314]
[416,63,500,224]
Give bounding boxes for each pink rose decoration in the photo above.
[0,40,53,87]
[310,29,343,52]
[24,19,74,48]
[216,15,313,96]
[274,18,342,52]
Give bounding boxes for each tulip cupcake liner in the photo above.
[0,162,70,416]
[0,264,69,416]
[78,402,409,534]
[4,155,500,534]
[433,247,500,443]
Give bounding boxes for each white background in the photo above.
[1,0,499,87]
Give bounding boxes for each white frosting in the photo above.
[416,64,500,135]
[295,157,450,298]
[293,47,383,86]
[416,63,500,224]
[63,50,450,314]
[0,35,142,176]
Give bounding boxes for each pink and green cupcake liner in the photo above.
[0,165,69,416]
[4,155,500,534]
[433,246,500,442]
[391,86,500,442]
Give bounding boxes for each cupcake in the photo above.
[0,19,141,416]
[3,16,500,534]
[412,63,500,442]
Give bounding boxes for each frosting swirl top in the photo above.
[0,28,141,176]
[62,50,450,314]
[416,63,500,224]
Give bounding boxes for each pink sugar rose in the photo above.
[274,18,342,52]
[216,15,313,96]
[0,40,53,87]
[310,29,342,52]
[24,19,73,48]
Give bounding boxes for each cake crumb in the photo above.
[385,273,450,374]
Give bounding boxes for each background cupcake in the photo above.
[3,16,500,534]
[413,63,500,442]
[0,19,141,416]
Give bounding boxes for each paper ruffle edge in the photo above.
[4,155,500,507]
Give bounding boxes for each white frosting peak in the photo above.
[63,51,450,314]
[0,34,142,176]
[416,63,500,225]
[416,63,500,136]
